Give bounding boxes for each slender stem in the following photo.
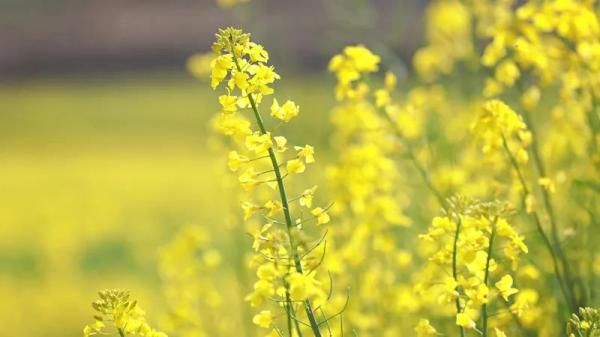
[228,39,323,337]
[482,217,498,337]
[118,328,126,337]
[501,136,574,313]
[451,215,466,337]
[381,111,446,207]
[521,108,577,309]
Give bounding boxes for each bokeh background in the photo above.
[1,1,426,336]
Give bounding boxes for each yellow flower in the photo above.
[299,186,318,208]
[415,319,437,337]
[273,136,288,152]
[264,200,283,217]
[288,272,312,301]
[495,275,519,301]
[248,42,269,63]
[495,328,507,337]
[210,54,234,89]
[228,151,248,172]
[384,71,397,90]
[257,264,277,281]
[245,132,272,154]
[456,312,476,329]
[218,94,238,113]
[344,45,380,72]
[538,177,556,193]
[286,159,306,174]
[295,145,315,163]
[252,310,273,328]
[271,99,300,122]
[311,207,330,225]
[242,201,261,220]
[375,89,391,108]
[495,60,520,87]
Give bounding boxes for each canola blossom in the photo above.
[80,1,600,337]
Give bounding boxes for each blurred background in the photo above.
[0,1,425,336]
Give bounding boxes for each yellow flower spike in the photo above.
[495,275,519,301]
[252,310,273,328]
[83,290,166,337]
[311,207,330,225]
[210,27,327,337]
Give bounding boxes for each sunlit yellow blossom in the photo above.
[456,312,476,329]
[495,275,518,301]
[252,310,273,328]
[286,158,305,174]
[270,99,299,122]
[311,207,330,225]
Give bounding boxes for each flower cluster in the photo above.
[568,307,600,337]
[471,99,532,164]
[210,27,331,337]
[83,289,167,337]
[417,196,527,335]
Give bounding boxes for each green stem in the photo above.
[118,328,126,337]
[481,217,497,337]
[451,215,466,337]
[501,136,574,313]
[228,39,323,337]
[381,111,446,207]
[521,108,577,309]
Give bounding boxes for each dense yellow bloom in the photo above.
[329,45,380,100]
[209,27,329,337]
[471,99,530,163]
[83,290,167,337]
